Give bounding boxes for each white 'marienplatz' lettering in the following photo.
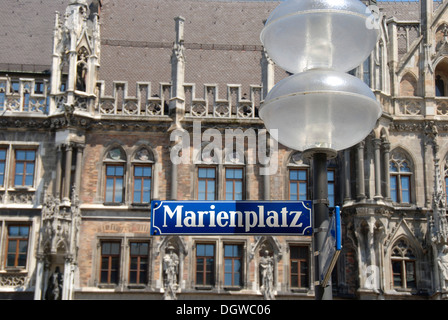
[162,204,304,232]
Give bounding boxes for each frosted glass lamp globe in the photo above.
[259,69,381,152]
[260,0,379,73]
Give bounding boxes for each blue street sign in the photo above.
[150,200,312,236]
[319,206,342,287]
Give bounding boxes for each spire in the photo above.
[426,121,448,244]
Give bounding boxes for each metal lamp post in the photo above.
[260,0,380,300]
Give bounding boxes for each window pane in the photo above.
[9,226,19,236]
[116,166,124,176]
[106,166,115,175]
[16,150,26,161]
[205,244,214,256]
[206,258,214,272]
[111,242,120,255]
[196,272,204,285]
[114,178,123,202]
[233,259,241,273]
[299,182,307,200]
[197,244,205,256]
[235,181,242,193]
[7,254,16,267]
[143,166,151,177]
[25,164,34,186]
[130,244,139,256]
[224,273,232,286]
[290,183,298,200]
[290,183,297,195]
[207,180,215,192]
[206,168,215,178]
[401,176,410,203]
[139,243,149,255]
[129,271,137,284]
[290,170,298,180]
[390,176,398,202]
[0,162,4,186]
[392,261,402,287]
[19,240,28,253]
[234,271,241,286]
[226,181,233,197]
[225,259,232,273]
[134,192,141,203]
[224,245,239,257]
[198,168,207,178]
[110,271,119,284]
[105,178,114,202]
[101,270,109,283]
[134,166,143,176]
[25,151,35,161]
[15,163,24,186]
[390,163,398,172]
[234,169,243,179]
[17,253,27,267]
[198,181,206,193]
[406,261,416,288]
[207,184,215,200]
[401,162,411,173]
[143,190,150,203]
[328,183,335,207]
[0,149,6,160]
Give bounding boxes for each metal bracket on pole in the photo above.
[314,227,328,233]
[313,199,329,205]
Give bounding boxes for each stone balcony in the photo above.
[0,77,264,121]
[4,77,448,122]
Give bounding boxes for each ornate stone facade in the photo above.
[1,0,448,300]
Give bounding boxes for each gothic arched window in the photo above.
[288,152,310,201]
[132,147,154,204]
[390,150,413,204]
[391,239,416,290]
[104,147,126,204]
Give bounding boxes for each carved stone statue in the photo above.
[259,249,275,300]
[438,245,448,289]
[45,267,63,300]
[76,48,88,91]
[163,246,179,300]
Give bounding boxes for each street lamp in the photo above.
[260,0,380,300]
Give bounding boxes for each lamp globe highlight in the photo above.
[260,0,380,74]
[259,69,381,152]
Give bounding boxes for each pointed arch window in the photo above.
[390,150,413,204]
[288,152,309,201]
[442,154,448,205]
[104,147,126,204]
[132,148,154,204]
[436,75,445,97]
[391,239,416,290]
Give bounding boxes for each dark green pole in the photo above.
[313,152,332,300]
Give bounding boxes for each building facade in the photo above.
[1,0,448,300]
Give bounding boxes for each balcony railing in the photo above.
[6,76,448,121]
[0,77,265,120]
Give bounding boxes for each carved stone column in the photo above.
[55,145,63,199]
[62,144,73,203]
[74,145,84,195]
[343,149,352,201]
[382,141,391,200]
[373,139,382,199]
[356,141,366,201]
[33,254,46,300]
